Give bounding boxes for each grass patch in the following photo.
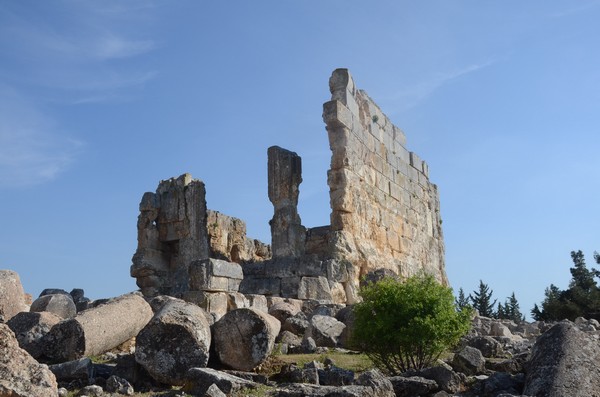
[277,351,374,373]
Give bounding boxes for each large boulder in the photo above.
[30,294,76,319]
[269,302,301,324]
[0,323,58,397]
[48,358,93,382]
[305,315,346,347]
[44,293,153,362]
[388,376,438,397]
[0,270,28,322]
[451,346,485,375]
[7,311,62,359]
[524,321,600,396]
[135,299,211,386]
[213,308,281,371]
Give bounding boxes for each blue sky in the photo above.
[1,1,599,317]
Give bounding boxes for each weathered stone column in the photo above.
[131,173,210,297]
[43,293,152,362]
[268,146,306,258]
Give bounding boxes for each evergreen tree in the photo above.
[469,280,497,317]
[455,287,470,310]
[532,251,600,321]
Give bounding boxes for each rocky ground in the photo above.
[3,269,600,397]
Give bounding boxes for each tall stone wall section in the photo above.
[323,69,448,287]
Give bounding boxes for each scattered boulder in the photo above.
[388,376,438,397]
[30,293,76,319]
[0,269,28,322]
[269,302,300,324]
[78,385,103,396]
[7,311,61,358]
[135,299,211,386]
[490,322,513,338]
[0,323,58,397]
[183,367,259,396]
[301,336,317,353]
[524,321,600,396]
[317,365,354,386]
[464,335,504,358]
[44,293,153,362]
[205,383,227,397]
[452,346,485,375]
[105,375,134,395]
[305,315,345,347]
[282,314,309,336]
[420,364,464,394]
[272,369,395,397]
[482,372,525,397]
[277,330,302,347]
[213,308,281,371]
[39,288,70,297]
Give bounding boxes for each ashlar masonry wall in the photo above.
[323,69,448,288]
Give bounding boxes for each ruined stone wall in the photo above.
[207,210,271,263]
[323,69,448,290]
[131,174,270,301]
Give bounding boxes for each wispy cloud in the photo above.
[0,87,83,188]
[547,1,600,18]
[0,1,158,187]
[93,35,156,60]
[384,60,496,112]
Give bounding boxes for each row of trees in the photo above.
[531,250,600,321]
[455,281,524,322]
[456,250,600,322]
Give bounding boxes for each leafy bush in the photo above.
[351,274,472,374]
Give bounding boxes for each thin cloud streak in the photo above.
[0,88,84,188]
[385,60,496,112]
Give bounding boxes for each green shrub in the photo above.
[351,274,472,375]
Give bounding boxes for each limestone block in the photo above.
[0,270,28,322]
[136,299,211,386]
[0,323,58,397]
[329,281,347,304]
[305,315,346,348]
[43,293,153,362]
[183,291,228,321]
[239,277,281,296]
[189,258,243,293]
[298,277,333,301]
[246,294,268,313]
[48,358,93,382]
[323,100,354,130]
[213,308,281,371]
[280,277,301,298]
[227,292,249,310]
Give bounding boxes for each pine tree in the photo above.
[455,287,470,310]
[469,280,497,318]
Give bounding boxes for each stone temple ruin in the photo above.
[131,68,448,316]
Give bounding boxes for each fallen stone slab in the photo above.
[0,323,58,397]
[30,293,77,319]
[388,375,438,397]
[44,293,153,362]
[48,357,93,382]
[213,308,281,371]
[135,299,211,386]
[7,311,61,358]
[272,369,395,397]
[524,321,600,396]
[0,269,28,322]
[183,367,259,396]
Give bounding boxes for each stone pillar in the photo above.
[131,173,210,297]
[268,146,306,258]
